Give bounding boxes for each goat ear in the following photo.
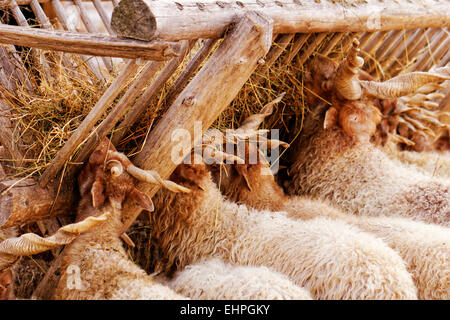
[0,269,12,284]
[129,188,154,212]
[234,165,252,192]
[91,179,105,209]
[324,106,339,129]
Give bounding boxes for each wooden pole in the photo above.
[164,38,219,106]
[0,24,182,60]
[68,60,165,169]
[119,10,274,234]
[111,0,450,42]
[111,40,194,145]
[0,179,76,228]
[73,0,113,71]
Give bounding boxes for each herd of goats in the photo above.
[0,39,449,300]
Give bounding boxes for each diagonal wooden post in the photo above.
[38,59,140,187]
[119,10,274,234]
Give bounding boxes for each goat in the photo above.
[160,258,313,300]
[151,144,417,300]
[206,125,449,299]
[53,139,189,300]
[285,39,450,227]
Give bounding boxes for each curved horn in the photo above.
[107,151,191,194]
[0,213,109,270]
[360,72,450,99]
[237,92,286,131]
[202,145,245,165]
[389,133,415,146]
[334,38,364,100]
[106,159,124,177]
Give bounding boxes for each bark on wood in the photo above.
[68,60,164,170]
[51,0,105,81]
[297,32,327,65]
[0,179,76,228]
[281,33,310,65]
[39,59,140,187]
[111,0,450,42]
[112,41,193,144]
[0,24,182,60]
[164,38,219,106]
[320,32,344,56]
[119,10,274,234]
[73,0,113,71]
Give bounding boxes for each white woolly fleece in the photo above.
[162,258,312,300]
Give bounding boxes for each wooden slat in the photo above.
[50,0,104,80]
[165,38,218,106]
[0,24,183,60]
[73,0,113,71]
[297,32,327,65]
[112,41,193,144]
[281,33,310,65]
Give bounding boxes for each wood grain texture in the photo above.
[111,0,450,41]
[0,24,182,60]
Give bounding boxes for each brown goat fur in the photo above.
[0,269,14,300]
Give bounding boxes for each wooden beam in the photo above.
[119,10,273,234]
[111,0,450,41]
[0,179,76,228]
[164,38,219,106]
[112,41,194,145]
[0,24,182,60]
[68,60,164,169]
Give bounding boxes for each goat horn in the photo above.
[389,133,415,146]
[127,166,191,193]
[106,159,124,177]
[334,38,364,100]
[202,145,245,165]
[106,150,190,193]
[398,117,417,132]
[402,114,436,137]
[360,72,450,99]
[416,83,445,94]
[408,111,445,128]
[237,92,286,131]
[257,135,290,149]
[0,213,109,270]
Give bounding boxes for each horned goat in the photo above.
[285,39,450,227]
[206,124,448,300]
[53,139,189,300]
[151,141,417,300]
[160,258,313,300]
